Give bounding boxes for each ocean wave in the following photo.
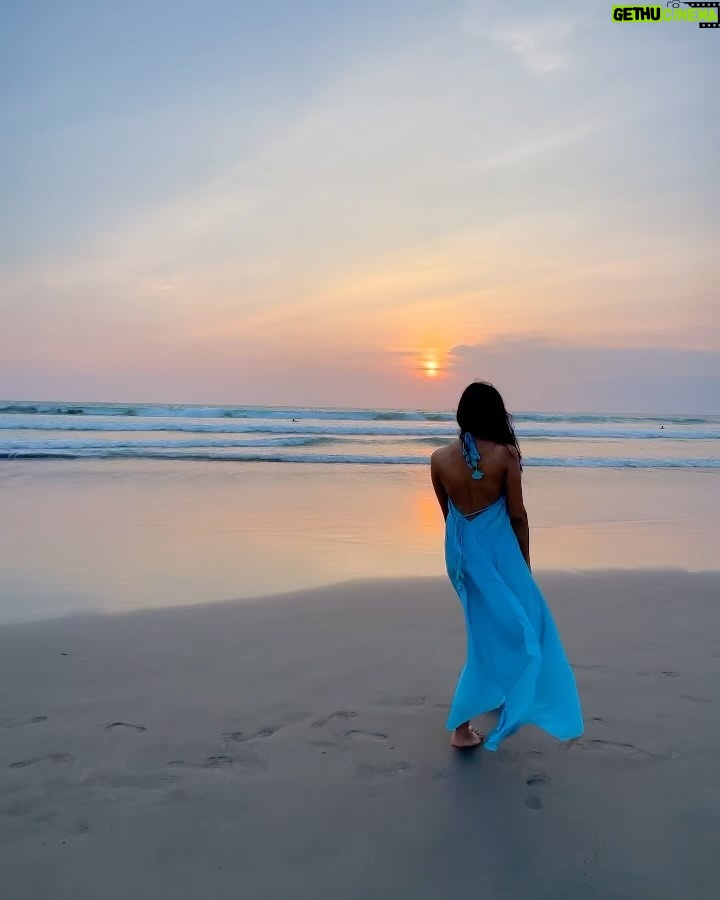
[0,402,450,422]
[1,417,718,441]
[1,402,716,427]
[1,448,718,469]
[0,436,336,454]
[515,412,714,425]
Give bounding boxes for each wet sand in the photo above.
[2,461,719,624]
[1,571,718,899]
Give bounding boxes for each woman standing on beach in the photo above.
[430,381,583,751]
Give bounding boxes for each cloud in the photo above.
[450,338,720,414]
[488,17,578,75]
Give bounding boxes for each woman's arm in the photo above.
[430,452,449,521]
[505,446,531,570]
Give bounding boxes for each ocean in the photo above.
[1,401,718,624]
[1,401,719,468]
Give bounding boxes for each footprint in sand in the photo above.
[680,693,712,705]
[204,755,233,769]
[223,712,310,743]
[588,739,654,760]
[355,760,411,779]
[167,756,233,770]
[222,727,273,743]
[104,722,147,733]
[526,774,549,787]
[524,771,549,811]
[311,727,392,753]
[9,753,74,769]
[0,715,48,729]
[311,710,358,729]
[344,729,389,744]
[218,736,269,768]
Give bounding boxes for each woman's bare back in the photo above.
[431,438,512,516]
[431,435,529,566]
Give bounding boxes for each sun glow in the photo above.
[422,355,440,379]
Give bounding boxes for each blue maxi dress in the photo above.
[445,495,584,750]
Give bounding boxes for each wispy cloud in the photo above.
[490,18,577,74]
[461,0,583,77]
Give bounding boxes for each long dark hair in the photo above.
[456,381,522,468]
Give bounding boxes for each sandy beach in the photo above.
[1,570,718,899]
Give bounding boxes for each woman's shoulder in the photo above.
[475,438,516,454]
[431,439,461,463]
[477,441,518,469]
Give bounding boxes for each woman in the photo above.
[430,381,583,751]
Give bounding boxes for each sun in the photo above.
[423,358,439,378]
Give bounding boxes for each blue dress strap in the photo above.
[461,431,484,480]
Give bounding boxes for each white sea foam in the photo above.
[0,416,719,441]
[1,402,718,469]
[0,401,715,426]
[2,447,719,469]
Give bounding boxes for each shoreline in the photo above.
[3,462,720,625]
[0,566,713,628]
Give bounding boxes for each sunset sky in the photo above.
[1,0,718,412]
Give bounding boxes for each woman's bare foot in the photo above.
[450,724,484,749]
